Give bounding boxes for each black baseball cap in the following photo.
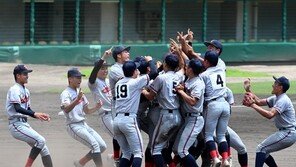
[112,45,131,60]
[13,64,33,75]
[204,40,223,54]
[204,51,219,66]
[122,61,140,77]
[134,56,148,74]
[273,76,290,92]
[67,68,86,78]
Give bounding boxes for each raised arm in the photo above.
[89,47,112,84]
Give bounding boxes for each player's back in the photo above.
[150,71,183,110]
[115,75,149,115]
[201,66,226,102]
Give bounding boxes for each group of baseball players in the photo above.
[5,29,296,167]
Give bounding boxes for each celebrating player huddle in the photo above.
[5,29,296,167]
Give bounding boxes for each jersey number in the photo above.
[116,84,128,99]
[216,74,224,87]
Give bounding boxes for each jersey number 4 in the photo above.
[116,84,129,99]
[209,72,226,90]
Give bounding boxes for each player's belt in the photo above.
[184,112,202,117]
[9,117,27,124]
[279,126,296,131]
[116,113,130,116]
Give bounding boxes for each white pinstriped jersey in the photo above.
[200,66,226,102]
[60,87,89,125]
[88,78,111,112]
[109,63,124,97]
[6,83,30,118]
[115,74,149,114]
[266,93,296,129]
[217,58,226,71]
[181,76,205,113]
[149,71,184,109]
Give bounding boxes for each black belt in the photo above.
[168,109,173,113]
[279,126,296,131]
[184,113,202,117]
[10,117,27,122]
[116,113,130,116]
[113,97,116,100]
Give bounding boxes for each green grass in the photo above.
[226,68,269,77]
[228,81,296,95]
[81,68,93,78]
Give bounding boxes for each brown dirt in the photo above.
[1,62,296,167]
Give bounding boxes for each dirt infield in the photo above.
[1,63,296,167]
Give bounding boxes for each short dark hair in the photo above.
[204,51,219,66]
[122,61,139,77]
[164,53,179,71]
[188,59,203,75]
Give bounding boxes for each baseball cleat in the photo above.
[221,159,230,167]
[211,157,221,167]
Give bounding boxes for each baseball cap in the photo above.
[67,68,86,78]
[112,45,131,60]
[188,59,203,75]
[273,76,290,92]
[204,51,219,66]
[134,56,148,74]
[122,61,140,77]
[204,40,223,54]
[164,53,179,70]
[13,64,33,75]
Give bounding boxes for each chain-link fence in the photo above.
[0,0,295,45]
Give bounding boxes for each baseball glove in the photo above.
[243,78,251,92]
[242,94,255,107]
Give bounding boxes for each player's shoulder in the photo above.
[9,83,22,92]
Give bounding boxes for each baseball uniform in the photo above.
[60,87,107,154]
[113,74,150,166]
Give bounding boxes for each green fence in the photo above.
[0,43,295,65]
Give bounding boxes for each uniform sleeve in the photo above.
[109,66,123,83]
[134,74,150,89]
[60,91,71,106]
[273,97,288,114]
[88,80,98,92]
[266,95,276,108]
[7,87,21,104]
[149,75,162,93]
[190,82,204,100]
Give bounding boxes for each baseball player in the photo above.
[108,45,130,164]
[225,87,248,167]
[5,64,53,167]
[133,56,159,167]
[113,61,150,167]
[173,59,205,167]
[142,53,184,167]
[243,76,296,167]
[60,68,107,167]
[200,51,231,167]
[88,47,122,167]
